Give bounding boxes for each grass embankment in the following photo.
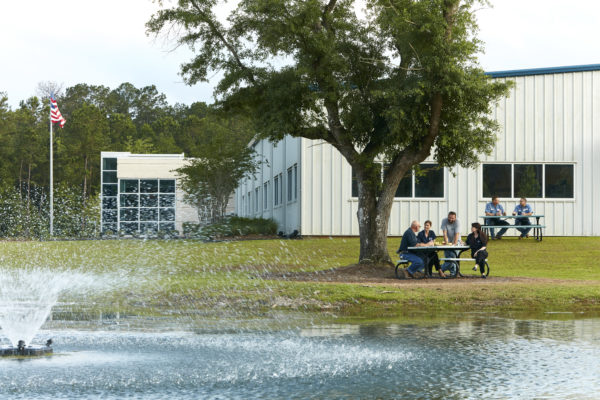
[0,237,598,317]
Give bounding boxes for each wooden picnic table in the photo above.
[479,215,545,241]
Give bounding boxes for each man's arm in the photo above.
[484,204,493,216]
[453,232,460,245]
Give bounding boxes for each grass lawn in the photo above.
[0,237,598,317]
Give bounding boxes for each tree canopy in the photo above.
[147,0,510,264]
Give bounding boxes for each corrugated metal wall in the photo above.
[235,136,302,234]
[300,70,600,236]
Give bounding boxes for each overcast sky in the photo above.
[1,0,600,107]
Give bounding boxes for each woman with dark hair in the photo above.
[466,222,488,279]
[418,220,445,278]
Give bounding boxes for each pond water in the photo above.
[0,315,598,399]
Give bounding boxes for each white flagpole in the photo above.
[49,102,54,236]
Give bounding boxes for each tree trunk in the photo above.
[18,159,23,198]
[27,163,31,209]
[82,156,88,234]
[355,168,394,266]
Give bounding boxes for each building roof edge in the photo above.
[486,64,600,78]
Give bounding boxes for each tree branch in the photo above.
[189,0,256,84]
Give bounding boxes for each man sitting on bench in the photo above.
[513,197,533,239]
[485,196,510,240]
[398,220,433,278]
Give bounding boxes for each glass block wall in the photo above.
[101,156,176,234]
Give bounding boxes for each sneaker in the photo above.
[404,268,415,279]
[481,274,486,279]
[472,266,478,271]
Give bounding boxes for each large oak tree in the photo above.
[147,0,509,265]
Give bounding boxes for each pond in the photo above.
[0,314,598,399]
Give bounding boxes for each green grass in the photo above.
[0,237,598,317]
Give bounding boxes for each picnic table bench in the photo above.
[396,245,489,279]
[480,215,545,241]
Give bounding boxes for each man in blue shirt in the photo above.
[397,221,432,278]
[485,196,510,239]
[513,197,533,239]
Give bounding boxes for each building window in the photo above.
[414,164,444,198]
[101,157,118,233]
[279,173,283,204]
[255,187,259,212]
[263,182,269,210]
[353,163,444,199]
[287,167,293,202]
[351,168,359,197]
[293,164,298,199]
[514,164,542,198]
[274,176,279,206]
[395,173,412,197]
[482,164,511,198]
[242,195,245,215]
[482,163,574,199]
[247,191,251,214]
[116,178,176,234]
[545,164,574,198]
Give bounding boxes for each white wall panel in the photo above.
[236,69,600,236]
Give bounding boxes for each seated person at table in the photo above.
[484,196,510,240]
[466,222,489,279]
[512,197,533,239]
[398,220,432,278]
[417,220,445,278]
[440,212,460,271]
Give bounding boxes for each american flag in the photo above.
[50,95,66,128]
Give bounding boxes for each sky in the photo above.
[2,0,600,108]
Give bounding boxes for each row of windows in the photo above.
[103,207,175,222]
[350,163,575,199]
[103,222,176,235]
[483,164,573,199]
[352,163,445,198]
[243,164,298,214]
[103,193,175,209]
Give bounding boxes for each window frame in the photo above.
[116,178,177,234]
[287,167,294,203]
[479,162,575,201]
[351,163,446,200]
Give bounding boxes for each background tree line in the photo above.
[0,83,255,239]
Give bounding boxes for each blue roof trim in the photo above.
[486,64,600,78]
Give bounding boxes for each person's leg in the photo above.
[521,218,532,237]
[432,253,441,271]
[497,219,509,237]
[485,218,495,239]
[402,253,425,275]
[442,250,459,272]
[441,250,453,271]
[477,251,488,276]
[423,254,433,276]
[515,218,526,237]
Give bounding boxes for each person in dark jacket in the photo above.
[397,221,432,278]
[466,222,488,279]
[417,220,445,278]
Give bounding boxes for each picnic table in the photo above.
[396,245,489,278]
[479,215,545,241]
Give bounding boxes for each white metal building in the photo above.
[100,152,199,235]
[235,64,600,236]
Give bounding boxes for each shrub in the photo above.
[197,216,278,239]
